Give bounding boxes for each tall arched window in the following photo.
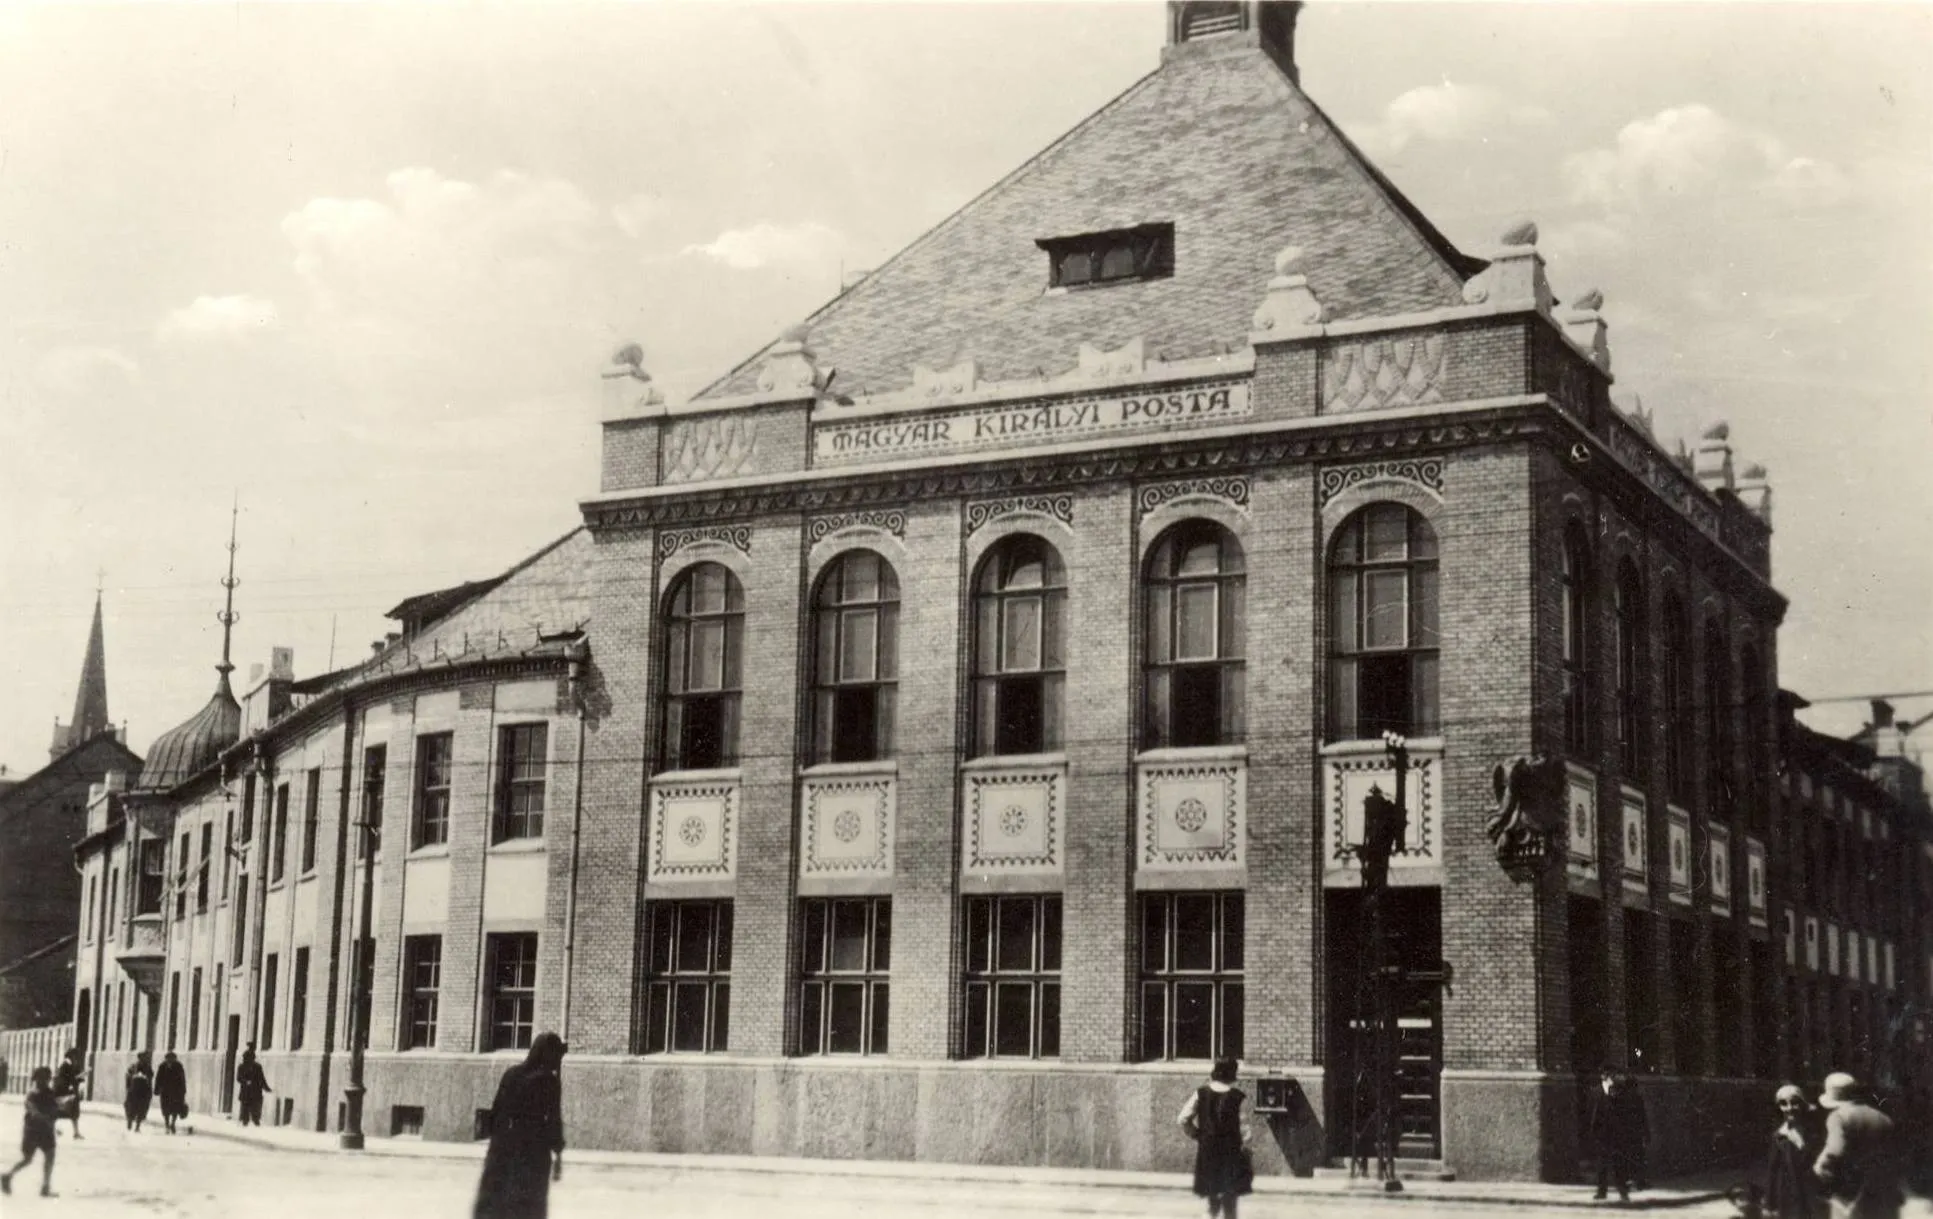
[1705,619,1733,818]
[1327,504,1439,740]
[810,551,900,765]
[1661,593,1692,803]
[1143,522,1245,749]
[1561,523,1594,755]
[1740,643,1766,833]
[971,536,1067,757]
[660,562,745,771]
[1614,560,1645,773]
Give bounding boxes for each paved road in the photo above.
[6,1118,1741,1219]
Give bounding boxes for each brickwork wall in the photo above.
[600,418,660,493]
[1316,320,1528,417]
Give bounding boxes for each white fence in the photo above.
[0,1022,74,1093]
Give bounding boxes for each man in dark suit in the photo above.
[1587,1066,1647,1201]
[1813,1072,1902,1219]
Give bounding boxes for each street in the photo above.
[0,1116,1750,1219]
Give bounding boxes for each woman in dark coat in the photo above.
[1179,1057,1252,1219]
[123,1052,154,1132]
[1760,1084,1826,1219]
[153,1051,188,1135]
[235,1047,271,1127]
[474,1032,566,1219]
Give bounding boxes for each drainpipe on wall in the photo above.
[315,703,357,1133]
[245,744,273,1051]
[559,641,590,1042]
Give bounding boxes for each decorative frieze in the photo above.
[662,415,759,484]
[1138,758,1246,872]
[1317,457,1445,507]
[807,509,907,545]
[646,779,739,884]
[1565,765,1598,882]
[1619,789,1648,897]
[800,775,894,880]
[1708,824,1732,916]
[965,493,1074,535]
[1137,476,1250,517]
[1666,808,1692,905]
[1322,744,1441,881]
[1746,837,1768,927]
[657,524,752,561]
[962,765,1064,877]
[1804,916,1819,972]
[1783,909,1796,968]
[1322,333,1449,413]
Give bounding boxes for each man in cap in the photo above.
[1812,1072,1902,1219]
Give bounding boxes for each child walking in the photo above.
[1,1065,61,1197]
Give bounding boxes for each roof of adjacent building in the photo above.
[136,679,240,792]
[695,32,1482,401]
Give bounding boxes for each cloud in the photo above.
[1353,81,1550,156]
[33,345,141,396]
[612,193,663,240]
[683,220,846,271]
[1562,104,1851,215]
[156,294,280,341]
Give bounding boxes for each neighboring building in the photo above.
[66,1,1930,1182]
[1,593,141,1029]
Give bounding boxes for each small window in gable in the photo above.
[1039,224,1173,290]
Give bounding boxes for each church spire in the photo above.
[216,497,240,693]
[50,583,111,759]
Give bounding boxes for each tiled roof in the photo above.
[697,39,1480,401]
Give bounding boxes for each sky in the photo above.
[1,2,1929,775]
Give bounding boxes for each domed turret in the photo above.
[138,500,245,791]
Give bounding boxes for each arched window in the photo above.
[1561,523,1594,755]
[1614,560,1645,773]
[1327,504,1439,740]
[1142,522,1245,749]
[1661,593,1692,803]
[659,563,745,771]
[1740,643,1766,832]
[1705,619,1733,818]
[810,551,900,765]
[971,536,1067,757]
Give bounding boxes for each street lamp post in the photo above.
[1350,731,1410,1192]
[338,815,377,1150]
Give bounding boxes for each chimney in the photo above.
[1872,699,1896,731]
[1166,2,1302,82]
[270,647,294,681]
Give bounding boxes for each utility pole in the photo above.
[338,801,377,1149]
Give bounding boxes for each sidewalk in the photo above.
[81,1101,1738,1211]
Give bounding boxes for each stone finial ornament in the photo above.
[911,359,979,400]
[1500,220,1539,247]
[1739,461,1767,481]
[1560,286,1611,373]
[1572,288,1605,312]
[1461,221,1553,315]
[1077,337,1146,380]
[1702,421,1731,442]
[1693,420,1735,492]
[1250,245,1327,337]
[601,340,665,417]
[757,327,821,397]
[1736,462,1773,525]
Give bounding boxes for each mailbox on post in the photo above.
[1253,1072,1300,1116]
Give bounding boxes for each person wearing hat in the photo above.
[1178,1058,1253,1219]
[1586,1066,1647,1202]
[1760,1084,1825,1219]
[1,1065,61,1197]
[1812,1072,1902,1219]
[475,1032,567,1219]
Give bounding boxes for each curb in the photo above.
[82,1102,1733,1211]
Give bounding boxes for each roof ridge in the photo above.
[690,64,1169,403]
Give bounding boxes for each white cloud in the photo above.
[156,294,280,341]
[612,192,663,240]
[1562,104,1850,215]
[683,220,846,271]
[33,344,141,396]
[1354,81,1550,156]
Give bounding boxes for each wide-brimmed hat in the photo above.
[1819,1072,1859,1109]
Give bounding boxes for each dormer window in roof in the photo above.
[1039,223,1174,291]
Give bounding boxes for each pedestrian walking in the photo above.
[52,1047,85,1140]
[474,1032,567,1219]
[0,1066,61,1198]
[1759,1084,1826,1219]
[235,1046,271,1127]
[1586,1066,1647,1202]
[155,1051,188,1135]
[1178,1057,1253,1219]
[124,1051,155,1133]
[1813,1073,1903,1219]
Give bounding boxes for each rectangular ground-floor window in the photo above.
[403,935,442,1050]
[1138,891,1243,1062]
[963,894,1060,1059]
[486,933,538,1051]
[798,897,890,1055]
[637,900,731,1054]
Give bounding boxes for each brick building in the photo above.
[67,0,1932,1181]
[1,593,140,1029]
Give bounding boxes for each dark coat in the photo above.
[1586,1083,1647,1156]
[1814,1102,1903,1219]
[236,1059,269,1102]
[1188,1085,1251,1200]
[1762,1120,1826,1219]
[124,1062,154,1122]
[154,1058,188,1120]
[474,1061,565,1219]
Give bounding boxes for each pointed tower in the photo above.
[49,586,112,760]
[136,505,244,791]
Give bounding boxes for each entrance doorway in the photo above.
[1325,887,1443,1160]
[221,1015,241,1114]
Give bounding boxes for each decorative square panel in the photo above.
[1666,810,1692,905]
[1746,838,1767,925]
[1783,909,1796,968]
[1864,932,1878,985]
[1708,825,1732,915]
[1826,921,1840,976]
[1565,766,1597,880]
[647,781,738,884]
[1323,747,1440,878]
[1805,917,1820,972]
[800,775,894,879]
[1620,790,1647,896]
[963,765,1063,875]
[1885,942,1896,991]
[1140,760,1245,870]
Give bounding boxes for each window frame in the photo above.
[1136,890,1245,1063]
[1326,504,1441,741]
[300,767,321,875]
[493,723,549,843]
[809,552,901,765]
[1038,223,1175,290]
[659,563,747,772]
[1142,521,1247,750]
[637,900,733,1055]
[962,893,1062,1060]
[970,536,1069,758]
[485,932,539,1052]
[1661,594,1694,803]
[1704,619,1733,819]
[1614,560,1645,774]
[413,732,454,849]
[402,934,442,1051]
[797,897,892,1056]
[196,822,213,913]
[359,743,387,860]
[270,783,290,883]
[260,952,280,1051]
[1561,523,1594,755]
[290,945,310,1051]
[175,830,191,919]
